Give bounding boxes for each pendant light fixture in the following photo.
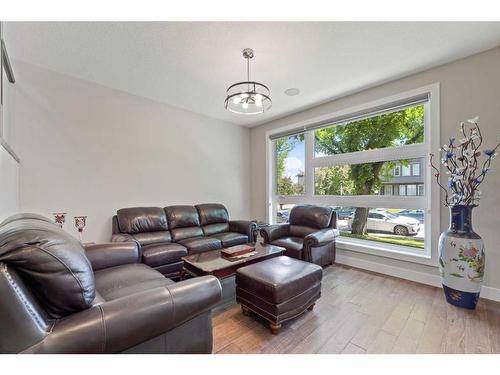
[224,48,272,115]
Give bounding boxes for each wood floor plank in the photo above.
[366,330,397,354]
[416,289,447,353]
[212,265,500,354]
[391,318,425,353]
[341,343,367,354]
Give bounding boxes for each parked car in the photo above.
[276,210,290,223]
[333,207,355,220]
[397,209,424,223]
[347,209,420,236]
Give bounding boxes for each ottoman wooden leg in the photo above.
[241,305,251,316]
[269,323,282,335]
[308,303,315,311]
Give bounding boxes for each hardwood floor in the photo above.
[212,264,500,354]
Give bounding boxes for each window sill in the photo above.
[336,236,437,267]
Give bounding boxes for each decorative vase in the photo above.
[438,205,485,309]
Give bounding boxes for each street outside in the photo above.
[337,218,425,240]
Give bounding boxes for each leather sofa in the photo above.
[0,213,222,354]
[112,203,256,278]
[260,205,338,267]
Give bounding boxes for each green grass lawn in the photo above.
[340,231,424,249]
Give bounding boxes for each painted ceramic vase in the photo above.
[438,205,485,309]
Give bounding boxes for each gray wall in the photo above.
[7,61,251,242]
[250,47,500,291]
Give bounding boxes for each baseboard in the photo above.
[335,253,500,303]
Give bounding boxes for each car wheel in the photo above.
[394,225,409,236]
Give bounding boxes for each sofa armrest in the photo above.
[22,276,222,353]
[260,224,290,244]
[303,228,339,247]
[229,220,258,241]
[84,242,140,271]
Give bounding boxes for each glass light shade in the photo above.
[225,81,272,115]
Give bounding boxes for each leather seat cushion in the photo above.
[202,222,230,236]
[270,236,304,252]
[141,243,188,267]
[0,215,95,319]
[177,237,222,254]
[132,231,172,246]
[117,207,168,234]
[94,263,174,301]
[289,205,333,229]
[235,256,323,304]
[195,203,229,225]
[209,232,248,247]
[164,205,201,229]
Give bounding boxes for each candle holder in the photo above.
[74,216,87,242]
[52,212,67,228]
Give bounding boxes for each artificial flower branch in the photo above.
[430,117,499,207]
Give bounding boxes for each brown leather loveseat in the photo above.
[0,213,222,353]
[112,203,256,278]
[260,204,338,267]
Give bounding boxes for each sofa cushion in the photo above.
[270,237,304,252]
[202,222,230,236]
[133,231,172,246]
[209,232,248,247]
[164,205,200,229]
[142,243,188,267]
[170,227,204,242]
[289,205,333,229]
[177,237,222,254]
[289,225,317,238]
[235,256,323,304]
[195,203,229,225]
[0,214,95,319]
[117,207,168,234]
[94,263,174,301]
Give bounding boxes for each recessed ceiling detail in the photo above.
[285,88,300,96]
[5,22,500,127]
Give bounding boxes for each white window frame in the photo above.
[407,184,417,196]
[393,166,401,177]
[418,184,425,196]
[401,165,411,177]
[398,184,406,196]
[411,162,420,176]
[265,83,441,266]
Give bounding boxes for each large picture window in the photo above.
[268,85,440,263]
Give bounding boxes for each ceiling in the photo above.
[5,22,500,127]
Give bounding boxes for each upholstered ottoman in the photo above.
[235,255,322,334]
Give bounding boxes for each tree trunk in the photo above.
[349,161,384,235]
[351,207,369,235]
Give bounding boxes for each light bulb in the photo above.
[232,96,240,104]
[242,102,248,109]
[255,99,262,107]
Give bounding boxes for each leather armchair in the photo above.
[260,205,338,267]
[0,213,222,354]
